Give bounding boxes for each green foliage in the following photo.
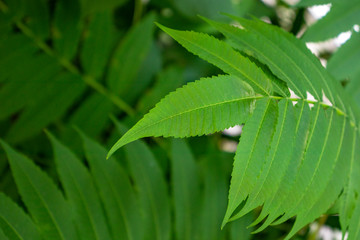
[0,130,252,240]
[1,0,360,239]
[301,0,360,42]
[110,13,360,240]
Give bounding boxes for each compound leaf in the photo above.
[108,75,257,157]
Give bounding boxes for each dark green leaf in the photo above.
[80,131,143,240]
[1,141,76,240]
[48,133,112,240]
[0,193,40,240]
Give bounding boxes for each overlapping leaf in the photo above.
[0,193,40,240]
[1,141,76,240]
[302,0,360,42]
[327,32,360,94]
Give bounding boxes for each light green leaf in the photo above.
[0,192,40,240]
[171,139,201,240]
[108,75,256,157]
[80,131,143,240]
[223,98,278,225]
[114,122,171,240]
[47,133,112,240]
[203,16,343,108]
[251,101,311,230]
[1,140,76,240]
[340,133,360,233]
[348,197,360,239]
[231,99,296,219]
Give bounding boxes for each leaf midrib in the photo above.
[60,158,103,240]
[0,215,24,240]
[13,158,66,240]
[125,95,263,140]
[91,161,135,240]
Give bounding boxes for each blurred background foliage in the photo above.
[0,0,359,239]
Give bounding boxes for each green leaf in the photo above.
[327,32,360,83]
[1,140,77,240]
[107,16,360,239]
[172,0,234,20]
[124,42,162,103]
[230,213,253,240]
[53,0,82,59]
[47,133,112,240]
[0,193,40,240]
[108,75,256,157]
[340,133,360,233]
[223,98,278,225]
[0,227,8,240]
[348,197,360,239]
[171,139,201,240]
[137,66,187,114]
[279,106,350,238]
[0,34,37,82]
[251,101,311,230]
[0,55,60,120]
[107,13,155,96]
[22,0,50,39]
[6,73,86,143]
[199,152,230,240]
[79,0,128,16]
[69,93,113,137]
[114,122,171,240]
[81,10,114,78]
[302,1,360,42]
[80,131,143,240]
[203,16,343,108]
[157,23,273,96]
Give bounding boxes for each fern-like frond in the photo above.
[108,75,257,157]
[108,16,360,239]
